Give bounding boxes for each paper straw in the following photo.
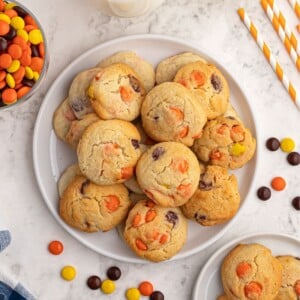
[287,0,300,18]
[237,8,300,110]
[261,0,300,70]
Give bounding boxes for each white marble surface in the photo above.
[1,0,300,299]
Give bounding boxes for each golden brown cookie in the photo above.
[88,63,145,121]
[174,61,229,120]
[192,116,256,169]
[181,165,240,226]
[136,142,200,207]
[141,82,207,146]
[59,176,130,232]
[221,243,282,300]
[123,199,188,262]
[275,256,300,300]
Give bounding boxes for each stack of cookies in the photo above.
[53,50,256,262]
[218,243,300,300]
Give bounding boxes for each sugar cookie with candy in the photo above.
[192,116,256,169]
[181,165,240,226]
[275,256,300,300]
[136,142,200,207]
[97,51,155,92]
[123,199,188,262]
[88,63,145,121]
[155,52,207,84]
[221,243,282,300]
[174,61,229,119]
[141,82,207,146]
[59,176,130,232]
[77,120,141,185]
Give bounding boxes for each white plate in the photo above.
[193,232,300,300]
[33,34,258,263]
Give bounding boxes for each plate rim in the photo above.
[192,231,300,300]
[32,33,260,263]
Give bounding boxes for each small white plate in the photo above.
[33,34,258,263]
[192,232,300,300]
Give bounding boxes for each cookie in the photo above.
[192,116,256,169]
[136,142,200,207]
[123,199,188,262]
[141,82,207,146]
[174,61,229,119]
[58,164,82,197]
[68,68,101,119]
[77,120,141,185]
[88,63,145,121]
[97,51,155,92]
[53,98,76,141]
[221,243,282,300]
[181,165,240,226]
[65,113,100,148]
[275,256,300,300]
[155,52,207,84]
[59,176,131,232]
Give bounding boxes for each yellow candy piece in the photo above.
[230,142,246,156]
[25,66,34,79]
[28,29,43,45]
[280,138,295,153]
[0,13,10,24]
[17,29,29,42]
[6,60,20,73]
[101,279,116,294]
[61,265,76,281]
[33,71,40,81]
[5,2,16,10]
[126,288,141,300]
[10,16,25,30]
[87,85,94,98]
[6,73,15,88]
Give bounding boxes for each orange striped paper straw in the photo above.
[287,0,300,18]
[261,0,300,70]
[266,0,300,55]
[237,8,300,110]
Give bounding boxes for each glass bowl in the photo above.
[0,0,49,112]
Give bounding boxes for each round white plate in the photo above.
[33,34,258,263]
[193,232,300,300]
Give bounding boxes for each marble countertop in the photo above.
[1,0,300,299]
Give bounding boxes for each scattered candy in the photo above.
[107,266,121,281]
[257,186,271,201]
[101,279,116,294]
[271,176,286,191]
[280,137,295,153]
[48,240,63,255]
[287,152,300,166]
[61,265,76,281]
[292,197,300,210]
[266,137,280,151]
[150,291,165,300]
[125,287,140,300]
[86,275,101,290]
[138,281,153,296]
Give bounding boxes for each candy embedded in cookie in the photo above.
[141,82,207,147]
[88,63,145,121]
[77,120,141,185]
[136,142,200,207]
[123,200,188,262]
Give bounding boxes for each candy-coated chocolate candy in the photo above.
[230,142,246,156]
[3,26,16,40]
[266,137,280,151]
[292,197,300,210]
[150,291,164,300]
[61,266,76,281]
[48,240,63,255]
[138,281,153,296]
[106,266,121,281]
[28,29,43,45]
[0,36,7,51]
[101,279,115,294]
[271,177,286,191]
[280,137,295,153]
[10,16,25,30]
[257,186,271,201]
[125,288,140,300]
[13,6,28,18]
[86,275,101,290]
[287,152,300,166]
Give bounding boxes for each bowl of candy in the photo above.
[0,0,48,111]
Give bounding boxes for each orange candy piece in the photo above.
[0,70,6,81]
[294,280,300,295]
[169,106,184,121]
[172,158,189,173]
[119,86,133,102]
[210,149,222,160]
[178,126,189,138]
[145,210,156,222]
[105,195,120,212]
[2,88,17,104]
[48,240,64,255]
[236,262,252,278]
[8,44,22,59]
[4,9,17,18]
[191,70,205,86]
[0,20,9,35]
[17,86,31,99]
[177,183,192,197]
[159,234,168,244]
[132,213,141,227]
[24,15,37,26]
[13,36,27,50]
[244,282,262,297]
[136,238,148,251]
[30,57,44,72]
[138,281,154,296]
[121,166,133,180]
[0,53,12,68]
[271,176,286,191]
[13,66,25,83]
